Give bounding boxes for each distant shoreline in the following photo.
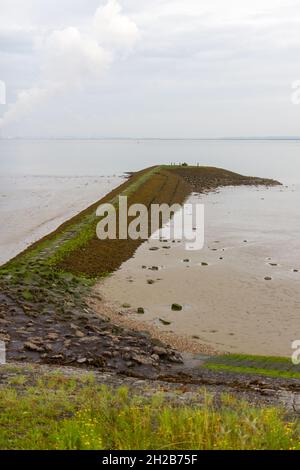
[2,136,300,141]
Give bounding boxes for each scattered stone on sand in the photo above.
[159,318,171,325]
[171,303,183,311]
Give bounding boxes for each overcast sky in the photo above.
[1,0,300,138]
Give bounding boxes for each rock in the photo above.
[151,354,160,362]
[201,262,208,266]
[125,361,134,367]
[0,332,10,342]
[264,276,272,281]
[103,351,112,358]
[51,354,64,360]
[24,341,44,353]
[183,259,190,263]
[149,266,159,271]
[131,354,153,366]
[122,303,131,308]
[153,346,167,356]
[149,247,159,251]
[79,336,99,343]
[77,357,87,364]
[137,307,144,314]
[147,280,155,285]
[169,354,184,364]
[171,303,182,311]
[47,333,59,340]
[92,293,102,301]
[30,336,44,344]
[75,330,85,338]
[159,318,171,325]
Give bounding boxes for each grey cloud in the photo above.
[1,0,300,137]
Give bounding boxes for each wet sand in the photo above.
[96,185,300,357]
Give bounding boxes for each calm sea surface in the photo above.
[0,139,300,266]
[1,139,300,183]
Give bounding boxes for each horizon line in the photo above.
[1,136,300,141]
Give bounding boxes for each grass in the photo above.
[0,370,299,450]
[203,354,300,380]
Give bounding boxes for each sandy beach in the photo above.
[96,184,300,358]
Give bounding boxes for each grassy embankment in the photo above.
[203,355,300,380]
[0,366,299,450]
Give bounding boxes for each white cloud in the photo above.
[1,0,300,137]
[43,27,112,84]
[93,0,140,49]
[0,1,139,130]
[0,86,56,127]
